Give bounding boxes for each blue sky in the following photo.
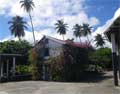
[0,0,119,42]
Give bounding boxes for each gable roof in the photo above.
[36,35,92,48]
[104,8,120,34]
[44,36,66,44]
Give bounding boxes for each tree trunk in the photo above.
[79,37,81,43]
[62,35,64,40]
[87,35,90,45]
[29,12,36,45]
[18,37,21,42]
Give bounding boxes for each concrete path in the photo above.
[0,71,120,94]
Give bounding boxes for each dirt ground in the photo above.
[0,71,120,94]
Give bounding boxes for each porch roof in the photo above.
[0,54,22,57]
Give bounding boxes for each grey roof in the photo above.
[104,8,120,33]
[0,54,22,57]
[37,35,66,45]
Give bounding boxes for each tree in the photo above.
[20,0,35,44]
[95,34,105,48]
[81,23,92,43]
[8,16,27,41]
[89,48,112,69]
[55,19,68,40]
[0,40,32,54]
[0,40,32,65]
[73,24,82,43]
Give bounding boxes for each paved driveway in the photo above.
[0,72,120,94]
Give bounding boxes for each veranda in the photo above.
[0,54,22,81]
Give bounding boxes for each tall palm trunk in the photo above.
[87,35,90,44]
[29,12,36,45]
[79,37,81,43]
[62,35,64,40]
[18,37,21,42]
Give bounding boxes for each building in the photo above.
[35,35,91,59]
[0,54,22,82]
[35,36,91,80]
[35,36,66,60]
[104,8,120,86]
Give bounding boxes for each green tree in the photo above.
[8,16,27,41]
[0,40,32,54]
[73,24,82,43]
[55,19,68,40]
[0,40,32,66]
[90,48,112,69]
[20,0,35,44]
[95,34,105,48]
[28,48,41,80]
[81,23,92,43]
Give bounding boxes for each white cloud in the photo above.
[0,0,100,45]
[91,8,120,48]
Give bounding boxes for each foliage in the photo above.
[89,48,112,69]
[81,23,92,36]
[16,65,30,74]
[29,63,40,80]
[55,19,68,40]
[20,0,35,13]
[95,34,105,48]
[8,16,27,40]
[73,24,82,42]
[20,0,36,44]
[45,44,93,81]
[28,48,39,63]
[0,40,32,65]
[28,48,41,80]
[62,44,93,81]
[0,40,32,54]
[47,56,64,81]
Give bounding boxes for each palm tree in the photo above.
[73,24,82,43]
[55,19,68,40]
[95,34,105,48]
[8,16,27,41]
[81,23,92,43]
[20,0,35,44]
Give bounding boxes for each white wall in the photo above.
[48,39,63,57]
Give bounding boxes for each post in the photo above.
[111,33,118,86]
[116,44,120,79]
[6,60,9,78]
[12,57,16,76]
[0,56,1,81]
[1,62,3,77]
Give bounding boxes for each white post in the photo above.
[13,57,16,76]
[111,33,116,53]
[111,33,118,86]
[1,62,3,77]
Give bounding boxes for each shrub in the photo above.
[28,48,41,80]
[89,47,112,70]
[16,65,30,74]
[47,56,64,81]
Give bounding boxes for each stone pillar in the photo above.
[111,33,118,86]
[12,57,16,76]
